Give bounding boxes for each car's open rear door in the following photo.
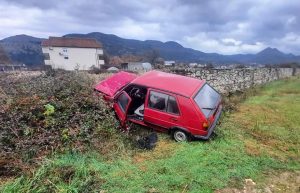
[113,91,132,126]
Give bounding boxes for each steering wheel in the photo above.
[130,88,144,99]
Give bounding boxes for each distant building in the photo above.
[121,62,152,71]
[164,61,175,66]
[0,64,27,72]
[41,37,104,70]
[107,67,119,72]
[188,63,198,67]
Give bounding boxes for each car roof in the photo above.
[131,70,206,97]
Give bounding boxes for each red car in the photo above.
[95,70,222,142]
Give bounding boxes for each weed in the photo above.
[0,71,129,173]
[1,75,300,193]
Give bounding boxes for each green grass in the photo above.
[2,77,300,193]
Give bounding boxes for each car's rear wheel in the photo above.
[173,130,189,142]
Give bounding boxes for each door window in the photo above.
[149,91,168,111]
[167,96,179,114]
[148,91,179,115]
[118,92,130,112]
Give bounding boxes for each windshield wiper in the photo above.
[202,107,216,110]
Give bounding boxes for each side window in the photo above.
[167,96,179,115]
[149,91,168,111]
[148,91,180,115]
[117,92,130,112]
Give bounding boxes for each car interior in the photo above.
[123,85,180,121]
[124,85,147,120]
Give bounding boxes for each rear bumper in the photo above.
[193,105,222,140]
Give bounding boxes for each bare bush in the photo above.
[0,71,125,171]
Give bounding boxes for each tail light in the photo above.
[203,122,210,130]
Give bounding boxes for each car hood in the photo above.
[94,71,138,97]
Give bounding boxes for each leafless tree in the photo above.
[144,49,160,67]
[0,45,11,64]
[109,56,124,66]
[103,50,110,65]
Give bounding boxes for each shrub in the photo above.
[0,71,126,172]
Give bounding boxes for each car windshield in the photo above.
[194,84,220,118]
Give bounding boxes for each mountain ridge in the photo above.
[0,32,299,66]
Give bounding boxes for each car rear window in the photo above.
[194,84,220,118]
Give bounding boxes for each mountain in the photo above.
[0,34,45,66]
[1,32,300,66]
[252,47,300,64]
[63,32,232,63]
[64,33,300,64]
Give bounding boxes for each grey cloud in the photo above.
[0,0,299,54]
[2,0,58,9]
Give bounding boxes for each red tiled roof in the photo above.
[41,37,102,48]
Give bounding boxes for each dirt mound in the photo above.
[215,171,300,193]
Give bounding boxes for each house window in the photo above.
[64,56,69,59]
[98,54,104,60]
[43,53,50,60]
[63,49,68,52]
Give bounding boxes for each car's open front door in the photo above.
[113,91,132,126]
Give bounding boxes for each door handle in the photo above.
[170,117,178,121]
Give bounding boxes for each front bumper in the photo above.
[194,105,222,140]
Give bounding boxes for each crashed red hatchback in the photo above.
[95,70,222,141]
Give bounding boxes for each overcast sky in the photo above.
[0,0,299,55]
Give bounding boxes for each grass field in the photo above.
[1,76,300,193]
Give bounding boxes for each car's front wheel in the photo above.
[173,130,189,142]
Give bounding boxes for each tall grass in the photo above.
[1,76,300,193]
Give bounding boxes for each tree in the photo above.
[120,54,143,63]
[0,45,11,64]
[144,49,160,67]
[156,57,165,65]
[205,63,214,69]
[103,50,110,65]
[109,56,124,66]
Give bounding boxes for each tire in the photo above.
[173,130,189,142]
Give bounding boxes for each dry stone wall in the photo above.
[169,68,300,94]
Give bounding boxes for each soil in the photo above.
[215,171,300,193]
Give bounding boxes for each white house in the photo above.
[41,37,104,70]
[164,61,175,66]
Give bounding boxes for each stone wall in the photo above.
[169,68,300,94]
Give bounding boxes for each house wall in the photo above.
[168,68,300,94]
[42,46,104,70]
[127,63,152,72]
[128,63,144,71]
